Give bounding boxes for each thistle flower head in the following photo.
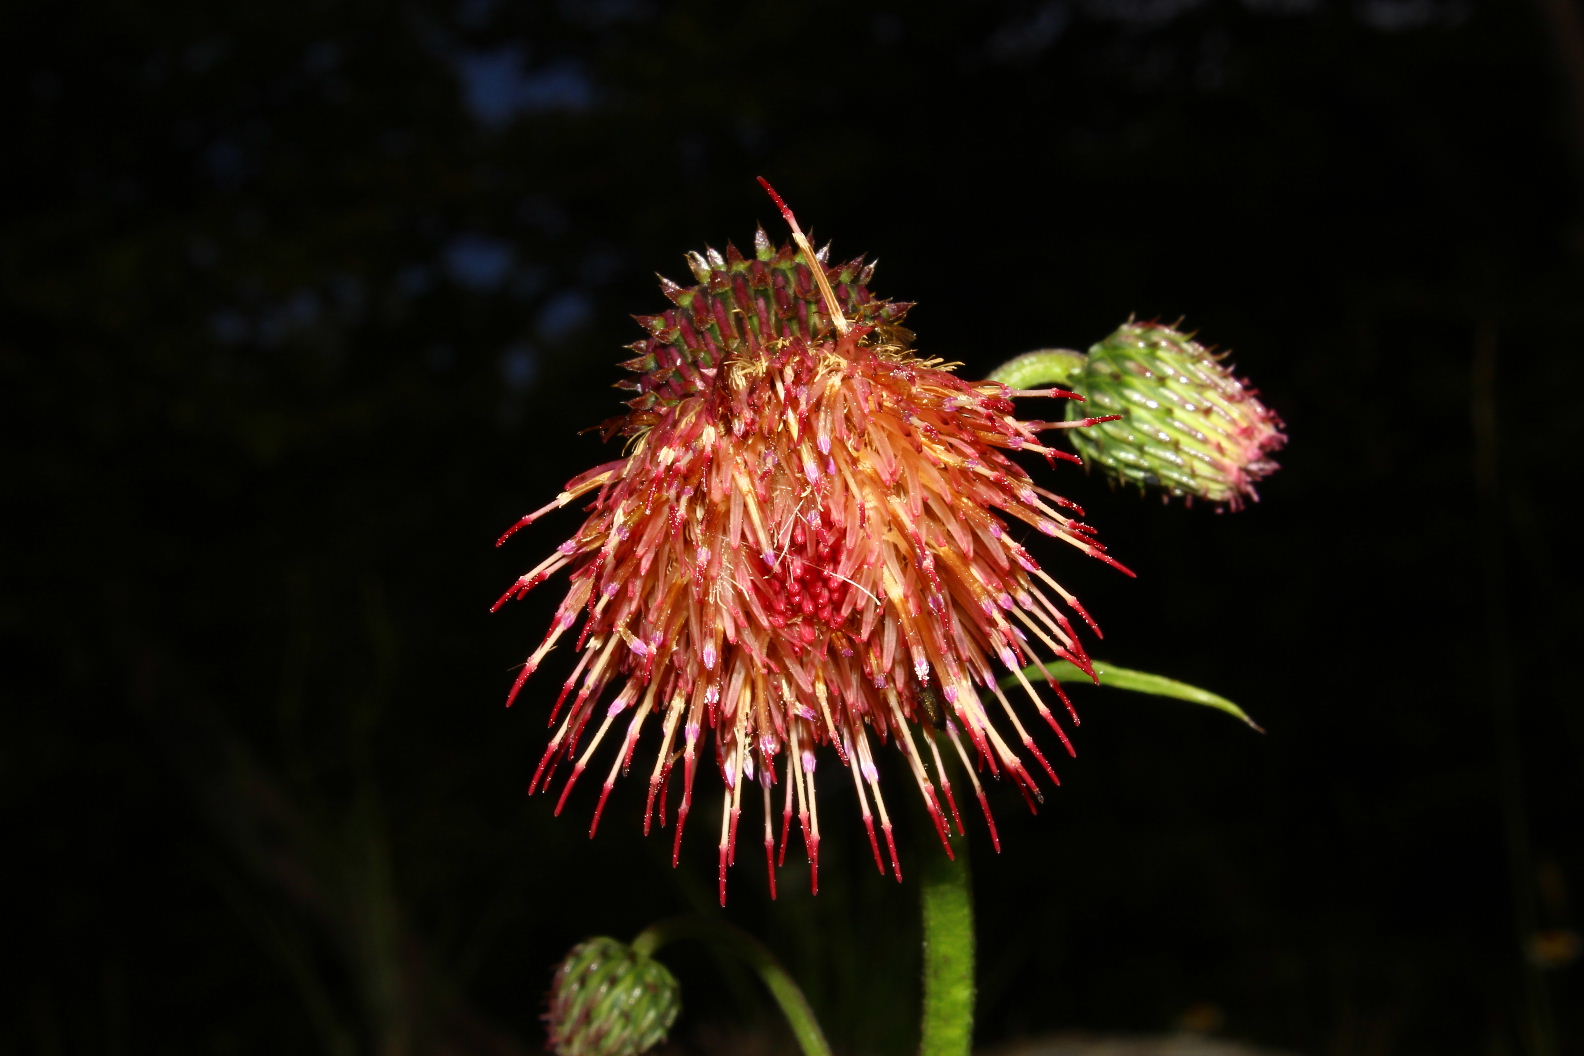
[496,196,1127,902]
[546,937,680,1056]
[1067,323,1286,508]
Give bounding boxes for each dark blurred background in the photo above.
[6,0,1581,1053]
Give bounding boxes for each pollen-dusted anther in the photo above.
[497,207,1128,904]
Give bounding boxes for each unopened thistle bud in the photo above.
[546,937,681,1056]
[1066,323,1285,508]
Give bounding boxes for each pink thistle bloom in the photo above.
[496,226,1128,904]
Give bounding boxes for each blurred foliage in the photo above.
[6,0,1582,1054]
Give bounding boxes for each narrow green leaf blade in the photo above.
[1001,658,1263,731]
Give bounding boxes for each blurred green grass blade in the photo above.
[1001,658,1262,731]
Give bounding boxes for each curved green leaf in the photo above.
[1000,658,1262,731]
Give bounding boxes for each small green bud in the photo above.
[546,937,681,1056]
[1068,323,1285,508]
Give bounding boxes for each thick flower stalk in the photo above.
[496,210,1127,903]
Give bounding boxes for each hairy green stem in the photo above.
[986,347,1088,389]
[919,834,974,1056]
[631,916,832,1056]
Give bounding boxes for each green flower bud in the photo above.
[546,937,681,1056]
[1067,323,1285,508]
